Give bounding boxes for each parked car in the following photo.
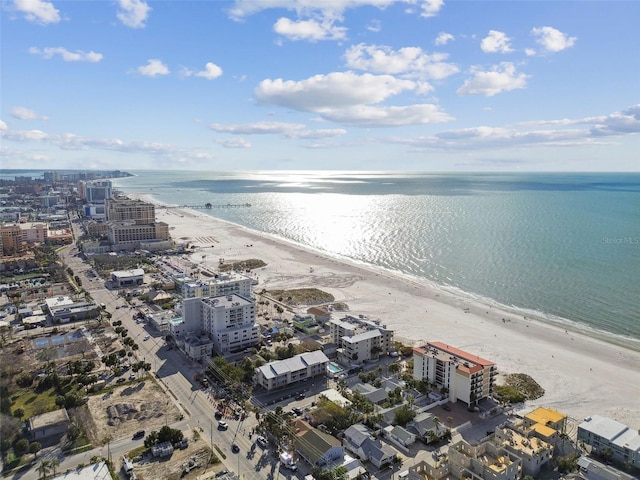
[117,378,126,383]
[215,471,229,478]
[256,436,267,448]
[218,421,228,430]
[231,443,240,453]
[143,335,150,341]
[214,411,223,420]
[295,393,305,400]
[132,430,145,440]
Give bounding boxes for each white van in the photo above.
[398,470,409,479]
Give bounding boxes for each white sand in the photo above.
[152,200,640,429]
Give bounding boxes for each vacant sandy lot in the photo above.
[85,378,181,444]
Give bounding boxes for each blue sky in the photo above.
[1,0,639,171]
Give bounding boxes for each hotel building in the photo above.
[413,342,497,406]
[106,198,155,224]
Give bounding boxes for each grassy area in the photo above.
[496,373,545,403]
[11,377,87,419]
[267,288,335,305]
[11,387,59,419]
[127,445,147,458]
[218,258,267,272]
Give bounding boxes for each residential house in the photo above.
[293,420,344,468]
[27,408,71,446]
[343,424,396,468]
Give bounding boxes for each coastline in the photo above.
[136,193,640,428]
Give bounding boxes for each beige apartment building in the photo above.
[413,342,497,406]
[0,224,24,256]
[106,198,156,224]
[106,221,170,250]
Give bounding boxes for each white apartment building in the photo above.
[578,415,640,468]
[182,272,253,299]
[181,293,259,356]
[255,350,329,391]
[413,342,497,406]
[329,316,394,366]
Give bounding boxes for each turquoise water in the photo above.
[111,171,640,345]
[6,169,632,345]
[328,362,343,374]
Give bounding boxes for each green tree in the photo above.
[14,438,30,456]
[393,405,416,427]
[29,441,42,456]
[37,459,52,479]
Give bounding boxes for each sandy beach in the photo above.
[150,199,640,429]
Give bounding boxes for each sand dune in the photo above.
[149,199,640,429]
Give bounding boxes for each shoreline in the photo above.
[132,192,640,428]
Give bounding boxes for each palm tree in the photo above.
[37,459,52,480]
[433,416,441,435]
[50,458,60,477]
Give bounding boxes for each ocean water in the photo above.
[109,171,640,346]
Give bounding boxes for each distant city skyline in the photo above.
[1,0,639,172]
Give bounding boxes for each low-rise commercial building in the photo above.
[110,268,145,288]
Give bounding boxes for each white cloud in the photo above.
[435,32,454,46]
[531,26,576,52]
[525,48,536,56]
[0,120,7,130]
[344,44,458,79]
[228,0,443,23]
[210,121,306,135]
[289,128,347,139]
[457,62,528,97]
[117,0,151,28]
[274,17,347,41]
[1,129,50,141]
[28,46,103,62]
[228,0,398,20]
[209,121,346,139]
[321,103,452,126]
[419,0,444,18]
[366,19,381,32]
[13,0,60,24]
[382,105,640,152]
[481,30,514,53]
[215,137,252,148]
[255,71,452,126]
[136,59,169,77]
[256,71,415,111]
[11,107,47,120]
[185,62,223,80]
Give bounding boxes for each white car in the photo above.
[143,335,150,341]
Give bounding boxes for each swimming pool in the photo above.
[327,362,343,374]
